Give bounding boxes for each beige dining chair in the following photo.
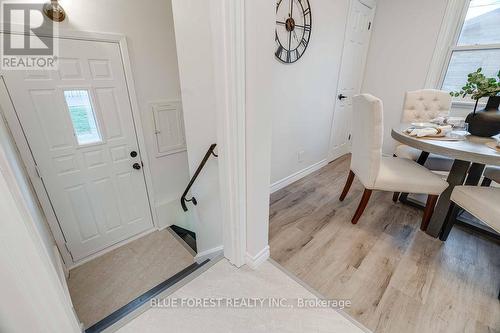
[440,186,500,241]
[339,94,448,230]
[439,185,500,300]
[394,89,453,171]
[482,165,500,186]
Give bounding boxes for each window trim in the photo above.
[426,0,500,108]
[425,0,470,89]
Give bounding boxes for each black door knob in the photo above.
[132,163,141,170]
[338,94,347,100]
[130,151,138,158]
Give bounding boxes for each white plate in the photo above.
[410,122,438,129]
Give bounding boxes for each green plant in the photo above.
[450,67,500,113]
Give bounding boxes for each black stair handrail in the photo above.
[181,143,218,212]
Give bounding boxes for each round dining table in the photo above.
[391,125,500,238]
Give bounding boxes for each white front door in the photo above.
[328,0,375,161]
[2,38,153,262]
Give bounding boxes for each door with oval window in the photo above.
[2,38,153,262]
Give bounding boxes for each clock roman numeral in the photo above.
[303,7,310,16]
[276,45,291,63]
[300,38,307,48]
[275,45,284,59]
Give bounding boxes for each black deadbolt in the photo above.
[132,163,141,170]
[130,151,138,158]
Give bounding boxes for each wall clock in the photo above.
[275,0,312,64]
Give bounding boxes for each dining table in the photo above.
[391,125,500,238]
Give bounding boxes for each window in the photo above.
[441,0,500,97]
[64,90,102,145]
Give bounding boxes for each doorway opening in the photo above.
[267,0,500,331]
[0,31,204,330]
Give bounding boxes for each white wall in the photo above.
[245,0,275,262]
[170,0,223,254]
[0,108,58,269]
[0,130,80,332]
[362,0,448,154]
[4,0,193,231]
[270,0,350,185]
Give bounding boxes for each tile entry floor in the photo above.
[118,258,367,333]
[68,229,194,328]
[269,154,500,333]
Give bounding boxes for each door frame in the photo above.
[209,0,247,267]
[327,0,376,162]
[0,25,159,268]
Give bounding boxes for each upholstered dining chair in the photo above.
[439,185,500,300]
[481,165,500,186]
[440,186,500,241]
[394,89,453,171]
[339,94,448,230]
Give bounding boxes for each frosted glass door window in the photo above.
[64,90,102,145]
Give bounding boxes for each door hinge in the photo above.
[64,243,74,261]
[368,22,372,30]
[34,165,42,179]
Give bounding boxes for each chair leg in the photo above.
[439,203,460,241]
[392,155,400,202]
[421,194,438,231]
[339,170,355,201]
[351,189,372,224]
[481,177,492,187]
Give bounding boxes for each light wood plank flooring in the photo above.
[270,155,500,333]
[68,229,194,328]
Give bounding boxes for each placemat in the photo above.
[486,141,500,153]
[403,133,464,141]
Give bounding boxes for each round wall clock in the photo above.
[275,0,312,64]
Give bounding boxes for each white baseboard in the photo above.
[195,245,224,264]
[53,245,78,326]
[53,245,69,280]
[270,159,328,193]
[245,245,270,269]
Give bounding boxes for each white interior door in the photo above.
[2,38,153,262]
[328,0,375,161]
